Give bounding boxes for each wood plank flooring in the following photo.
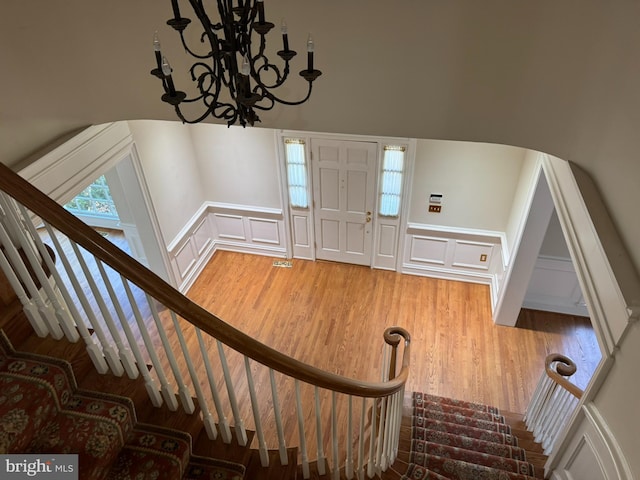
[27,227,601,461]
[187,250,601,414]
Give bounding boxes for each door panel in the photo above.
[312,139,377,266]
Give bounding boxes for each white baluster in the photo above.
[543,388,572,452]
[146,293,195,413]
[541,388,563,448]
[0,220,62,339]
[94,260,139,379]
[269,368,288,465]
[380,394,392,471]
[388,391,402,466]
[120,275,165,410]
[315,386,327,475]
[15,205,79,342]
[170,312,216,436]
[547,396,578,454]
[71,245,130,377]
[531,377,554,438]
[216,340,247,446]
[44,224,120,374]
[345,395,354,479]
[374,396,387,473]
[392,388,404,461]
[367,397,377,478]
[97,275,149,383]
[331,391,339,480]
[196,328,231,443]
[244,356,268,467]
[0,247,48,337]
[536,384,560,441]
[69,239,124,377]
[358,397,368,480]
[295,379,310,479]
[123,279,176,410]
[524,372,547,426]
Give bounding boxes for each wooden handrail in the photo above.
[544,353,584,399]
[0,162,410,397]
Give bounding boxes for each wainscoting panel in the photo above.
[401,224,506,309]
[168,202,286,292]
[524,256,588,317]
[451,240,493,271]
[248,217,280,245]
[193,217,212,257]
[209,204,286,256]
[551,404,632,480]
[409,236,448,266]
[174,240,197,282]
[214,213,247,241]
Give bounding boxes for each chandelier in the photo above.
[151,0,322,127]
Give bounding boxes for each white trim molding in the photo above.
[550,403,633,480]
[542,155,640,354]
[18,123,134,205]
[401,223,506,311]
[523,255,589,317]
[167,201,287,292]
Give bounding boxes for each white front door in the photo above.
[311,139,377,266]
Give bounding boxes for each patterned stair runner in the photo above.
[402,392,539,480]
[0,332,245,479]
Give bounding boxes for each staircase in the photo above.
[0,162,549,479]
[1,304,546,480]
[394,393,547,479]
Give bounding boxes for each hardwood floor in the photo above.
[9,229,602,464]
[39,228,600,412]
[187,250,601,414]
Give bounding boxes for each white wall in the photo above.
[409,140,526,231]
[128,123,288,290]
[540,211,571,259]
[127,120,205,245]
[504,150,541,264]
[189,124,282,209]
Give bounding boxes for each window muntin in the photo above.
[284,139,309,208]
[379,146,405,217]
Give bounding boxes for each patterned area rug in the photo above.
[0,331,245,479]
[402,392,539,480]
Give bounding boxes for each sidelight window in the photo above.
[379,145,405,217]
[284,139,309,208]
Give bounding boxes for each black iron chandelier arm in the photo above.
[154,0,321,127]
[173,97,238,125]
[188,61,224,100]
[253,81,315,110]
[175,30,216,60]
[251,60,290,90]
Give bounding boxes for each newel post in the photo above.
[383,327,410,381]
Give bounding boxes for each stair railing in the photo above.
[0,163,410,479]
[523,353,584,455]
